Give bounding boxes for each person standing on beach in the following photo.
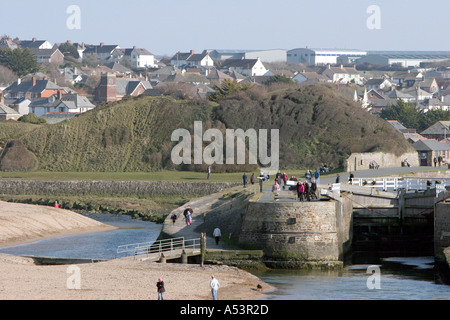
[156,278,165,300]
[210,275,220,300]
[54,201,59,208]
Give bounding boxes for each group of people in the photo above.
[295,179,318,201]
[156,274,221,300]
[242,172,257,187]
[269,169,321,201]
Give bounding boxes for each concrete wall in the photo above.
[238,199,343,262]
[345,152,419,172]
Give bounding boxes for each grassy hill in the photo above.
[0,85,415,172]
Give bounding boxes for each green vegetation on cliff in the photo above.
[0,85,414,172]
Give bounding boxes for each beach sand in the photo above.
[0,201,273,300]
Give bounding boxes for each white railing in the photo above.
[116,237,201,259]
[349,177,450,192]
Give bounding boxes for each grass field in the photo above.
[0,169,335,182]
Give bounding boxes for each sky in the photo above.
[1,0,449,56]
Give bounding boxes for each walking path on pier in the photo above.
[258,166,449,203]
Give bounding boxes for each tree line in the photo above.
[380,100,450,132]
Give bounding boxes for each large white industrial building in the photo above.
[356,51,450,68]
[287,48,367,65]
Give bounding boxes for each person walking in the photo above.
[336,174,340,183]
[304,181,310,201]
[297,181,304,201]
[207,166,211,179]
[186,211,192,226]
[213,227,221,245]
[434,157,437,167]
[156,278,165,300]
[210,275,220,300]
[250,173,255,185]
[170,212,177,225]
[243,173,248,187]
[314,169,320,185]
[272,180,280,201]
[348,172,354,184]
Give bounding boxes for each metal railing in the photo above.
[116,237,201,259]
[349,176,450,192]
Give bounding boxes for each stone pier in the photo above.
[238,196,353,268]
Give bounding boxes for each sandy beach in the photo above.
[0,201,273,300]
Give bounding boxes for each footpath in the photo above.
[160,187,242,250]
[258,165,449,202]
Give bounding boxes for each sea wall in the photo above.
[0,180,240,197]
[238,199,346,267]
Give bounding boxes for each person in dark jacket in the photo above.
[156,278,165,300]
[243,173,248,187]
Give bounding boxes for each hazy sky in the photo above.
[2,0,449,56]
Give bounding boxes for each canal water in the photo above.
[0,213,449,300]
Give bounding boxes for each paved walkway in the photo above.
[161,187,242,250]
[258,166,449,203]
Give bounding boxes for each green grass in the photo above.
[0,168,341,182]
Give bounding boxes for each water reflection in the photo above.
[0,213,161,260]
[256,256,450,300]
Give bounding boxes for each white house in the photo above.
[186,52,214,68]
[321,64,363,85]
[19,38,53,50]
[221,57,268,76]
[129,47,156,68]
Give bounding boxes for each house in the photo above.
[364,78,393,91]
[422,97,450,112]
[83,43,120,61]
[321,65,362,85]
[0,102,20,120]
[28,48,64,64]
[4,76,68,99]
[170,50,195,68]
[221,57,268,76]
[420,121,450,141]
[186,52,214,68]
[205,68,233,85]
[0,37,18,50]
[124,47,156,68]
[104,62,134,77]
[95,72,152,102]
[412,139,450,166]
[391,70,423,88]
[293,70,329,83]
[417,78,440,94]
[165,72,210,85]
[28,92,95,117]
[385,89,415,103]
[19,38,53,50]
